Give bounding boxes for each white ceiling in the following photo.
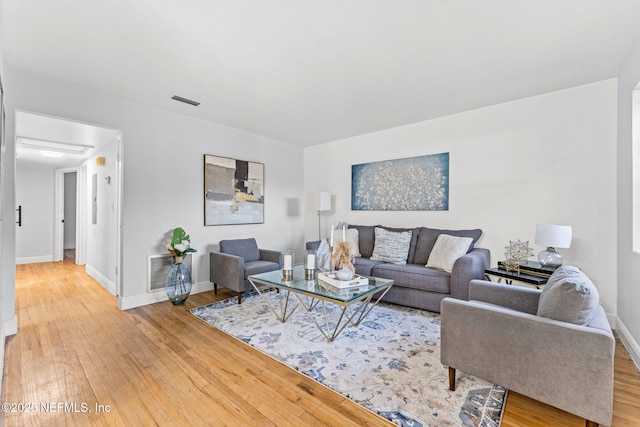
[15,111,121,167]
[4,0,640,147]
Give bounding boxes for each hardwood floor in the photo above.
[4,261,640,426]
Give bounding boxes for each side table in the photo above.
[484,267,548,289]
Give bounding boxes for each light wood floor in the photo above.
[4,260,640,426]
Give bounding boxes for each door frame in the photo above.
[115,133,123,297]
[54,167,86,264]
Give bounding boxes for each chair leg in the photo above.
[237,292,243,305]
[448,367,456,391]
[213,283,218,294]
[585,421,598,427]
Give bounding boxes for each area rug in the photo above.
[191,290,506,426]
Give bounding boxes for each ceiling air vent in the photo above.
[171,95,200,106]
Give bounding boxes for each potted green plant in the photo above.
[165,227,197,305]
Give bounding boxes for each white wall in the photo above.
[0,4,12,400]
[4,68,305,310]
[305,79,619,316]
[617,31,640,367]
[84,142,118,293]
[15,160,55,263]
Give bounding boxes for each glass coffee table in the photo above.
[248,265,394,342]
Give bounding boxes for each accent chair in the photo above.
[210,238,282,304]
[441,268,614,427]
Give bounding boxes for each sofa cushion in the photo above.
[244,260,281,279]
[537,265,600,325]
[370,227,413,265]
[220,238,261,262]
[353,257,385,276]
[413,227,482,265]
[349,225,377,258]
[426,234,473,273]
[372,263,451,293]
[334,228,361,257]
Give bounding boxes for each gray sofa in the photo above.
[441,272,614,427]
[308,224,490,313]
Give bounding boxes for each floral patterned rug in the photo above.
[191,290,506,426]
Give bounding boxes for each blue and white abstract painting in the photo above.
[351,153,449,211]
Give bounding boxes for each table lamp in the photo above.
[535,224,572,268]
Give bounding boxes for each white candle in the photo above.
[306,253,316,269]
[284,254,292,270]
[342,224,346,241]
[330,225,334,246]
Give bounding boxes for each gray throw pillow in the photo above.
[537,265,600,325]
[370,227,412,265]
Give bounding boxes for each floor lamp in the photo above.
[311,192,332,240]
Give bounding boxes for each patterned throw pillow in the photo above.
[370,227,412,265]
[316,239,331,270]
[426,234,473,272]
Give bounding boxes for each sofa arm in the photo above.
[306,240,322,251]
[210,251,245,293]
[260,249,283,267]
[449,248,490,301]
[441,298,614,426]
[469,279,541,315]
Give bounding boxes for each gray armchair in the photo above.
[441,278,614,427]
[210,238,282,304]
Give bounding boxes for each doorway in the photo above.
[63,172,77,262]
[53,167,85,265]
[15,110,123,297]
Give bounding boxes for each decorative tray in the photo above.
[317,272,369,288]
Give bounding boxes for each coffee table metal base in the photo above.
[249,282,393,342]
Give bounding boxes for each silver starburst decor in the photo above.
[504,240,534,273]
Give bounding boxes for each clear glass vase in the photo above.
[166,257,192,305]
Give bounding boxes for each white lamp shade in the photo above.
[535,224,572,248]
[309,191,332,211]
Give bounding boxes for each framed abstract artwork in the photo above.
[204,154,264,225]
[352,152,449,211]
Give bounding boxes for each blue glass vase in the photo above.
[166,257,192,305]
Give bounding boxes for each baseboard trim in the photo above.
[3,316,17,337]
[0,325,4,398]
[607,314,616,329]
[85,265,117,296]
[118,281,214,310]
[616,317,640,371]
[16,255,53,265]
[0,317,19,399]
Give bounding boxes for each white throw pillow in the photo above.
[370,227,412,265]
[426,234,473,272]
[334,228,361,257]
